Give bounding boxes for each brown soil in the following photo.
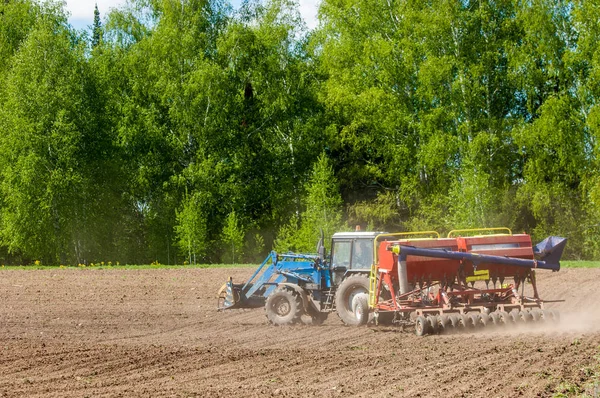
[1,267,600,397]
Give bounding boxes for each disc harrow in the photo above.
[402,308,561,336]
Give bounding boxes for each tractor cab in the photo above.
[329,232,385,286]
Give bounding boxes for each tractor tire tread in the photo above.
[335,274,370,326]
[265,287,303,326]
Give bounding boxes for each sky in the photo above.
[66,0,320,31]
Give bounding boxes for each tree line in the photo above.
[0,0,599,265]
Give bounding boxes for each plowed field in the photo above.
[1,267,600,397]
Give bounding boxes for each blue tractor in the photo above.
[217,231,380,325]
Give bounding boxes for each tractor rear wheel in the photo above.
[265,288,303,326]
[335,274,370,326]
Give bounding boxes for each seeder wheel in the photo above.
[352,295,369,326]
[415,315,431,336]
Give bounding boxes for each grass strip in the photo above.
[561,260,600,268]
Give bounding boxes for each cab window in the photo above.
[351,239,373,269]
[331,241,351,269]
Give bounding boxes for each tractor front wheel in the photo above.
[265,288,303,325]
[335,274,370,326]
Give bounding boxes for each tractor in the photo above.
[217,230,381,326]
[218,227,566,334]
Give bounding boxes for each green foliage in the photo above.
[174,191,208,264]
[347,192,400,231]
[0,9,113,264]
[0,1,39,77]
[448,158,498,229]
[303,153,344,240]
[1,0,600,262]
[273,213,302,253]
[511,95,587,258]
[92,3,102,48]
[221,211,245,263]
[246,233,266,263]
[562,261,600,269]
[275,153,344,252]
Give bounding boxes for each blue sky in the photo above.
[66,0,319,31]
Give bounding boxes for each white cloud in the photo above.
[298,0,319,30]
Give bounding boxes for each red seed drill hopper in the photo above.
[367,228,567,335]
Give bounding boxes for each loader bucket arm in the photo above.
[217,252,278,311]
[217,251,321,311]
